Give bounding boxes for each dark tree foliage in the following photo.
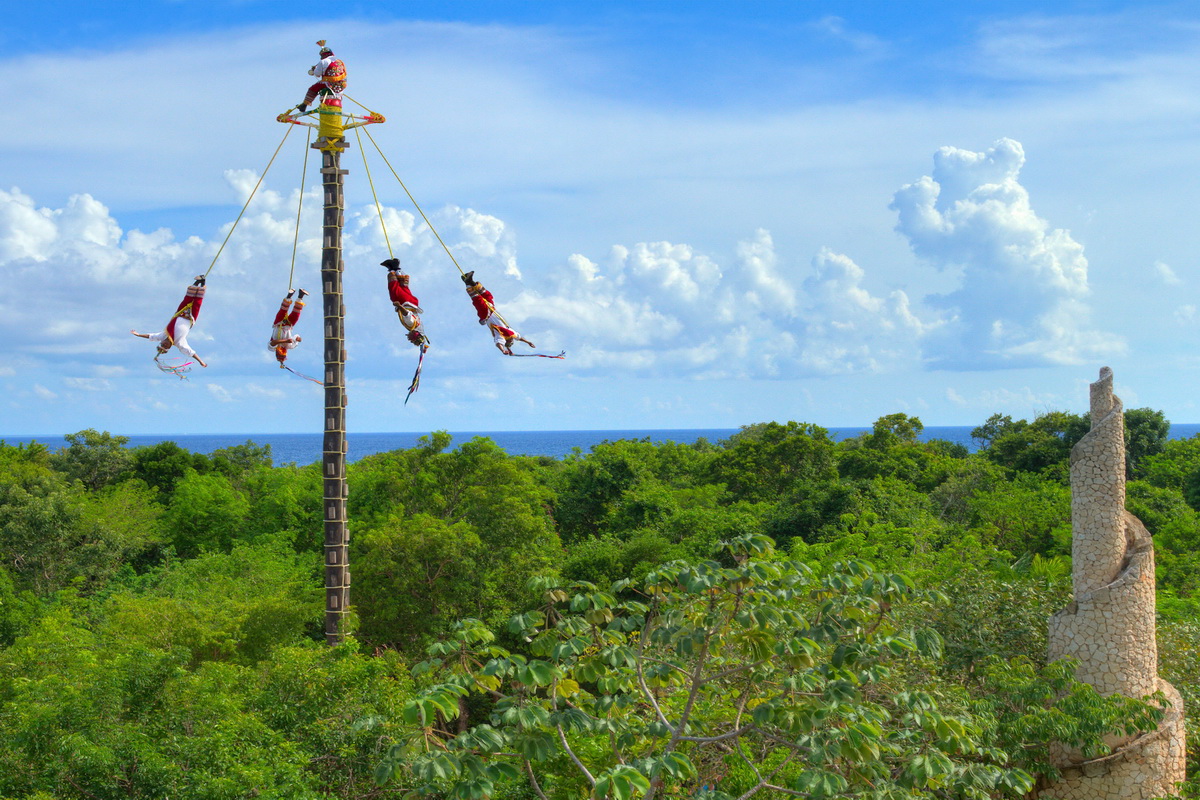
[209,439,274,483]
[0,411,1197,797]
[707,421,837,503]
[1141,435,1200,493]
[125,440,214,496]
[554,438,717,541]
[50,429,133,491]
[980,411,1090,476]
[1123,407,1170,479]
[971,413,1019,450]
[974,409,1170,482]
[349,433,561,651]
[764,481,862,545]
[866,412,924,447]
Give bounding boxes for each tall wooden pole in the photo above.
[318,135,350,645]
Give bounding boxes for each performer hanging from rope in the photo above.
[384,258,429,347]
[130,276,209,368]
[269,289,308,365]
[296,40,347,113]
[461,271,535,356]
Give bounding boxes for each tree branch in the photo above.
[556,721,595,786]
[676,723,758,744]
[551,682,595,787]
[635,617,675,731]
[524,758,550,800]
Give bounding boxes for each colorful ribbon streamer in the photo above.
[405,344,428,405]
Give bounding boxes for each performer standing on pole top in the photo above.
[297,40,346,113]
[269,289,308,366]
[130,276,209,367]
[461,271,535,356]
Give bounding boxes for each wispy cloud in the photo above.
[1154,260,1183,286]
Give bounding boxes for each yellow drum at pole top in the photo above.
[318,97,345,140]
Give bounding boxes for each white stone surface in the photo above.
[1042,367,1186,799]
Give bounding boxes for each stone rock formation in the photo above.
[1043,367,1186,799]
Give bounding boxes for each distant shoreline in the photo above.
[7,425,1200,465]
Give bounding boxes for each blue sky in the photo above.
[4,2,1200,435]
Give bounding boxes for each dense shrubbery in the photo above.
[0,409,1195,797]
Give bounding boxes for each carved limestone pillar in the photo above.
[1043,367,1185,799]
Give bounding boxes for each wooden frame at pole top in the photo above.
[317,136,350,645]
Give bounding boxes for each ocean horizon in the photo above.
[6,424,1200,465]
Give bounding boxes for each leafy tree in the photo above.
[0,468,87,594]
[49,428,133,491]
[707,421,836,504]
[656,495,769,559]
[921,553,1070,678]
[977,409,1168,482]
[967,473,1071,556]
[350,434,561,639]
[602,478,682,535]
[0,564,38,646]
[209,439,273,486]
[764,481,862,545]
[1157,619,1200,786]
[355,513,486,650]
[562,536,626,585]
[241,463,323,551]
[125,440,213,497]
[377,535,1155,799]
[160,470,251,557]
[0,469,155,594]
[554,440,672,540]
[1123,408,1170,479]
[0,604,410,798]
[0,438,51,468]
[837,442,960,494]
[971,414,1019,450]
[1141,435,1200,493]
[252,641,416,793]
[983,411,1089,476]
[101,540,321,665]
[865,412,924,448]
[927,458,1008,527]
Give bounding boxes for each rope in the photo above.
[161,295,200,347]
[479,297,513,331]
[203,125,294,277]
[359,126,464,275]
[342,94,374,114]
[287,128,313,291]
[354,125,393,258]
[353,102,540,349]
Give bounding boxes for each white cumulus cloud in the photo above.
[505,230,927,379]
[0,135,1140,415]
[800,248,928,374]
[891,137,1123,369]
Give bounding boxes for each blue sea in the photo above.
[6,425,1200,466]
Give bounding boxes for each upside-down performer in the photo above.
[269,289,308,366]
[383,258,429,347]
[461,271,536,356]
[296,40,347,114]
[130,276,209,369]
[382,258,430,404]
